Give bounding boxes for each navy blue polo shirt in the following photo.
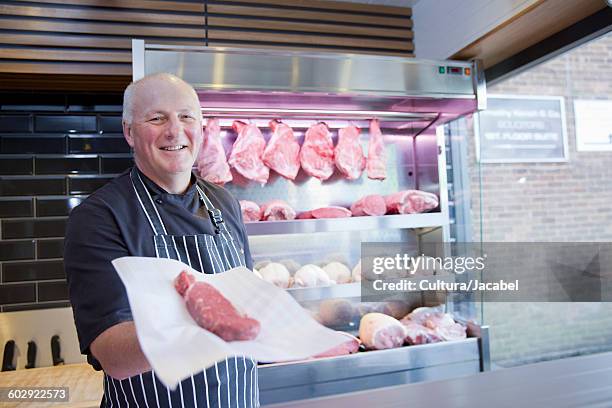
[64,167,252,369]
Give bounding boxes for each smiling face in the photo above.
[123,74,203,193]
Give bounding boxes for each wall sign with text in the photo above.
[476,95,568,163]
[574,99,612,152]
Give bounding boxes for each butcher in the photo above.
[65,73,259,408]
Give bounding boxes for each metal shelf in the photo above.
[286,282,361,302]
[245,213,447,236]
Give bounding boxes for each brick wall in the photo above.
[0,93,131,312]
[467,32,612,366]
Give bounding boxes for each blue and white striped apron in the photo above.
[101,168,259,408]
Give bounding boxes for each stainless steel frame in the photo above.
[132,39,488,404]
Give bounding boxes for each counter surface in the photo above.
[266,350,612,408]
[0,363,102,408]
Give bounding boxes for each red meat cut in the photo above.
[296,211,313,219]
[300,122,335,180]
[310,206,352,219]
[366,119,387,180]
[174,270,260,341]
[239,200,262,222]
[229,121,269,185]
[261,200,296,221]
[385,190,439,214]
[313,332,360,358]
[334,125,365,180]
[350,194,386,216]
[263,120,300,180]
[196,118,232,185]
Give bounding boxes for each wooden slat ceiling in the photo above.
[452,0,607,69]
[0,0,413,91]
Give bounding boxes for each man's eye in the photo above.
[149,116,163,122]
[181,114,195,120]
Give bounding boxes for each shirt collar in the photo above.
[135,167,199,199]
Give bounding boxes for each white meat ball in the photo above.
[323,261,352,284]
[259,262,291,288]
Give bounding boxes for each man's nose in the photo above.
[166,116,184,139]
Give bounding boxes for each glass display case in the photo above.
[132,40,489,404]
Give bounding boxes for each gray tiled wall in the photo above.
[0,93,133,312]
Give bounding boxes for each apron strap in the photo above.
[196,185,230,235]
[129,167,168,236]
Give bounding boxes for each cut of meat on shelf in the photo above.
[293,264,334,288]
[261,200,296,221]
[263,120,301,180]
[317,299,355,326]
[359,313,407,350]
[384,190,439,214]
[350,194,386,217]
[229,121,269,185]
[296,211,313,219]
[197,118,232,185]
[313,332,360,358]
[258,262,291,288]
[310,206,352,219]
[323,262,351,284]
[300,122,335,180]
[402,321,442,345]
[351,261,361,282]
[334,125,366,180]
[174,270,260,341]
[366,119,387,180]
[401,306,466,344]
[239,200,262,222]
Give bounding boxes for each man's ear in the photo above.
[123,120,134,148]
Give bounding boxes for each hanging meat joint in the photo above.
[300,122,335,181]
[229,121,269,185]
[263,120,301,180]
[196,118,232,185]
[335,124,366,180]
[367,119,387,180]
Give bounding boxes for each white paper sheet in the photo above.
[112,256,349,389]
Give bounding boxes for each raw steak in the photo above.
[263,120,300,180]
[239,200,262,222]
[261,200,296,221]
[310,206,352,219]
[314,332,360,358]
[384,190,439,214]
[196,118,232,185]
[300,122,335,180]
[229,121,269,185]
[334,125,365,180]
[359,313,407,350]
[366,119,387,180]
[350,194,386,216]
[174,270,260,341]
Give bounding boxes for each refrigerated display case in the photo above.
[132,39,489,404]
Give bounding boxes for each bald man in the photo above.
[65,73,259,408]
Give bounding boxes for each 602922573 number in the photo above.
[0,387,69,402]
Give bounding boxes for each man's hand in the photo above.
[90,321,151,380]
